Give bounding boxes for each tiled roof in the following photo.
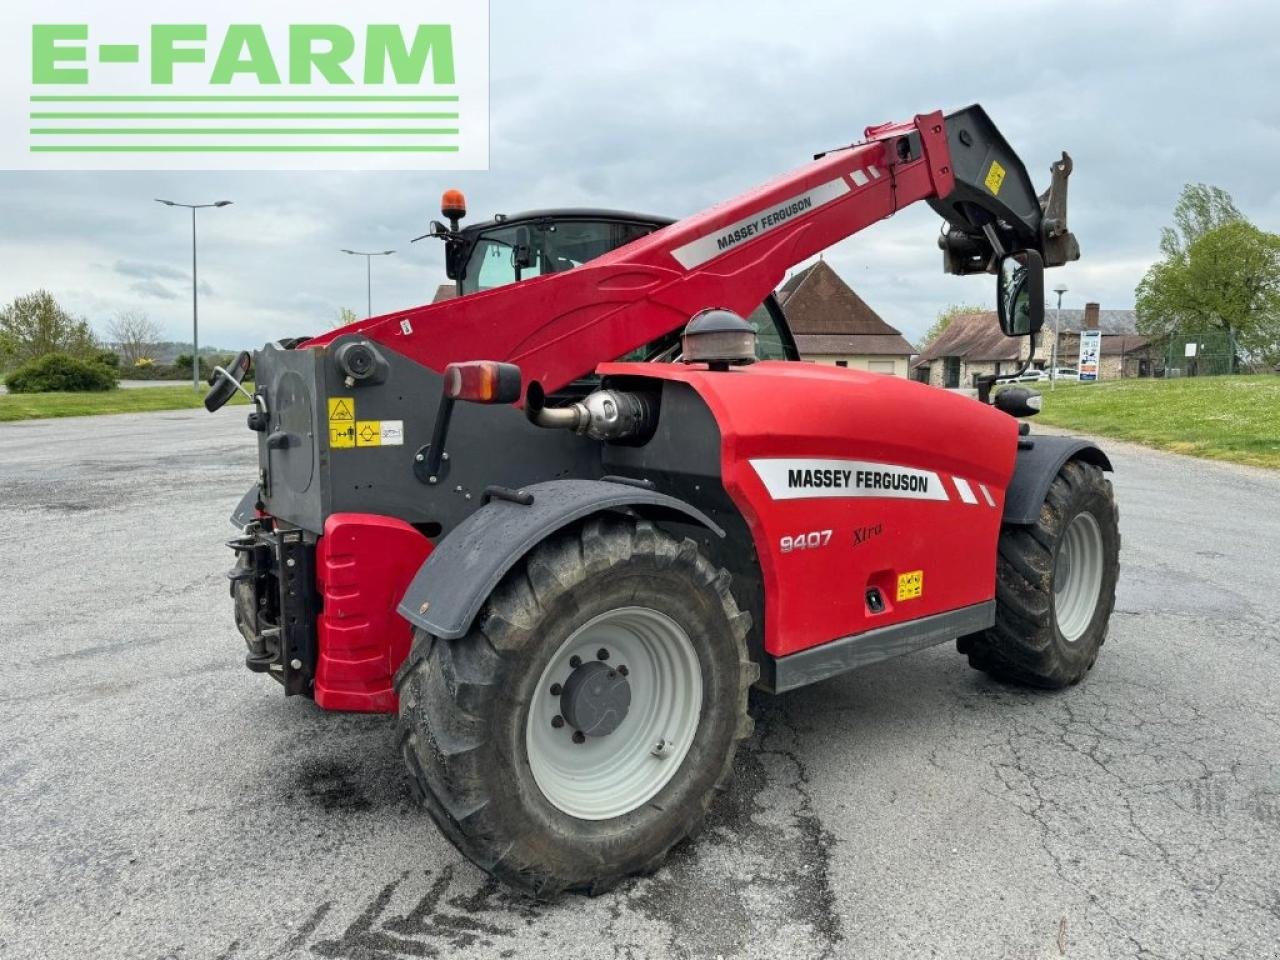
[1050,308,1138,335]
[779,261,906,337]
[913,312,1020,365]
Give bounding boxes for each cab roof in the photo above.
[462,208,675,235]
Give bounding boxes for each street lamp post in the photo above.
[1052,283,1069,391]
[341,249,396,318]
[155,198,233,390]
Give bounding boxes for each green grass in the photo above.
[0,386,247,422]
[1032,375,1280,469]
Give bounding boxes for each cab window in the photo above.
[461,219,655,295]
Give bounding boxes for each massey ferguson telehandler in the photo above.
[207,105,1119,896]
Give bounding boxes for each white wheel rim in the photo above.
[1054,512,1104,642]
[525,606,703,820]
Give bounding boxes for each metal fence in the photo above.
[1162,329,1237,377]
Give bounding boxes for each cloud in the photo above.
[2,1,1278,349]
[114,260,187,282]
[128,279,179,301]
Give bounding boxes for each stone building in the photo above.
[913,302,1155,386]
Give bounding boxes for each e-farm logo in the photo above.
[0,2,489,170]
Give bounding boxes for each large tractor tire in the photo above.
[959,459,1119,688]
[395,515,756,898]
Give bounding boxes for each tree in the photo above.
[0,290,98,370]
[335,306,359,328]
[921,303,986,349]
[1157,183,1242,259]
[1136,184,1280,369]
[106,310,162,366]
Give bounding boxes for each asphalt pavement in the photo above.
[1,408,1277,960]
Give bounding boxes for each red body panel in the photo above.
[598,361,1019,657]
[313,514,433,712]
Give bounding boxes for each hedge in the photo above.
[5,353,118,393]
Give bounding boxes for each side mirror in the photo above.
[996,249,1045,337]
[204,350,252,412]
[443,236,465,281]
[512,225,534,271]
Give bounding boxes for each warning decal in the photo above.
[379,421,405,446]
[984,160,1006,196]
[356,421,381,447]
[327,397,358,449]
[326,396,403,451]
[330,424,355,449]
[896,570,924,601]
[341,419,406,449]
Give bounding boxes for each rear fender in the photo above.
[1003,435,1112,525]
[230,484,260,529]
[397,479,724,640]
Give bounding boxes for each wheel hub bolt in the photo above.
[551,715,564,729]
[569,655,582,669]
[550,683,562,696]
[572,730,586,744]
[597,648,610,661]
[617,665,628,677]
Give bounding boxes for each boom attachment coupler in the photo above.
[931,105,1080,275]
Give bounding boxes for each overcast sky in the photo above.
[1,0,1277,349]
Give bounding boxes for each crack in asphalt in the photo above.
[267,699,844,960]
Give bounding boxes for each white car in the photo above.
[1041,367,1081,381]
[996,367,1080,384]
[995,369,1044,385]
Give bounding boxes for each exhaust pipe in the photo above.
[528,384,655,441]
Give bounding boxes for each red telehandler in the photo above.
[208,105,1118,896]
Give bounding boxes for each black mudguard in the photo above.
[230,485,260,530]
[397,478,724,640]
[1003,435,1113,525]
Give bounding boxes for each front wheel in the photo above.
[395,516,756,898]
[959,459,1120,688]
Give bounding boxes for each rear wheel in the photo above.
[395,516,755,898]
[959,459,1119,688]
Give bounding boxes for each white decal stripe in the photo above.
[851,169,869,187]
[749,458,950,502]
[953,477,978,505]
[670,178,851,270]
[979,483,996,507]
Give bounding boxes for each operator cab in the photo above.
[426,193,798,363]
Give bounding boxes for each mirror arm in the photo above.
[981,223,1006,260]
[976,329,1039,406]
[210,365,258,406]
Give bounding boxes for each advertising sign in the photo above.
[1078,328,1101,381]
[0,1,490,171]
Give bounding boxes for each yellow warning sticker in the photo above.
[355,420,382,447]
[896,570,924,602]
[328,397,355,422]
[984,160,1006,196]
[329,423,356,449]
